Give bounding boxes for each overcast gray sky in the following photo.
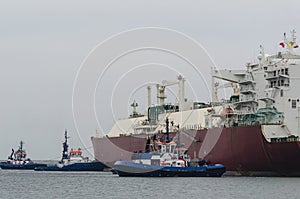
[0,0,299,160]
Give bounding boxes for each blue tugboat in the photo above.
[34,130,108,171]
[113,119,226,177]
[0,141,46,170]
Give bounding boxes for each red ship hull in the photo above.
[91,125,300,176]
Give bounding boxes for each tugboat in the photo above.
[112,119,226,177]
[0,141,46,170]
[34,130,108,171]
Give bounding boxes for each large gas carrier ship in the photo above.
[92,31,300,176]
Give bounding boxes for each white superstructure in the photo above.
[106,30,300,142]
[212,30,300,139]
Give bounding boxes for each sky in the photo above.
[0,0,299,160]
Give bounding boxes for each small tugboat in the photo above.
[113,119,226,177]
[0,141,46,170]
[34,130,108,171]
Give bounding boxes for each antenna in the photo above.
[279,30,299,54]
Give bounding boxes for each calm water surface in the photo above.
[0,170,300,199]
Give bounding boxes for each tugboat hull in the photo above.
[0,163,47,170]
[34,161,108,171]
[113,161,226,177]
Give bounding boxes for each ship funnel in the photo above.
[177,75,185,111]
[211,68,218,103]
[156,84,166,105]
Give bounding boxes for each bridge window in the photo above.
[165,145,170,153]
[292,100,297,109]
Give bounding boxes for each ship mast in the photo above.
[130,100,139,118]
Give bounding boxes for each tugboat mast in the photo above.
[177,125,181,151]
[19,141,24,151]
[61,130,69,162]
[165,118,170,143]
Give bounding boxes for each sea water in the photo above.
[0,170,299,199]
